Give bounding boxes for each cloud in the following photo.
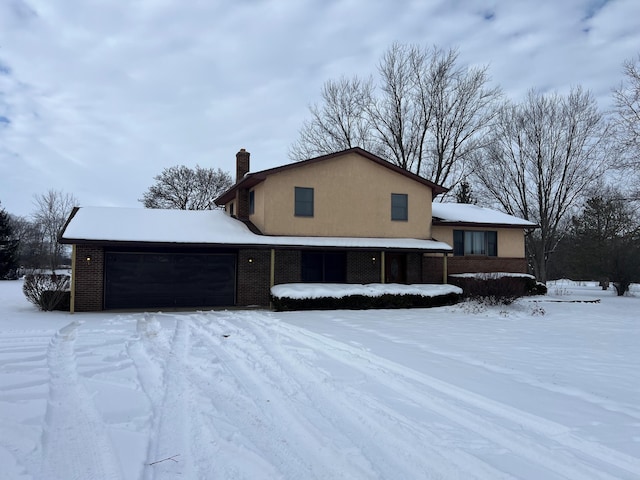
[0,0,638,217]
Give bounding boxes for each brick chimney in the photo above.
[236,148,250,183]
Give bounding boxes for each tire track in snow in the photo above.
[338,322,640,421]
[192,314,376,479]
[136,316,194,480]
[202,312,517,480]
[130,314,283,480]
[272,316,640,480]
[38,321,123,480]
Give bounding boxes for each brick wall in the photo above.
[347,251,380,283]
[237,249,271,306]
[236,188,250,220]
[447,257,528,275]
[274,250,301,284]
[406,252,422,284]
[422,256,444,283]
[422,255,528,284]
[73,245,104,312]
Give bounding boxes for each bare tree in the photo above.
[140,165,232,210]
[289,76,375,160]
[8,214,46,269]
[474,87,611,282]
[612,54,640,193]
[32,190,79,273]
[290,43,501,188]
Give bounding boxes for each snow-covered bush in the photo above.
[22,273,70,311]
[271,284,462,311]
[449,273,543,305]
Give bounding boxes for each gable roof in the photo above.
[215,147,448,205]
[59,206,453,252]
[431,203,538,229]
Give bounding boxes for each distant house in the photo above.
[59,147,536,312]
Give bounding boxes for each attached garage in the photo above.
[104,251,236,309]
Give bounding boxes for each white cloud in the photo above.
[0,0,638,216]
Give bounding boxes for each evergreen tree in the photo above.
[569,193,640,295]
[454,180,476,204]
[0,203,20,279]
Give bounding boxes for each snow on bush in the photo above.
[271,283,462,300]
[270,283,463,311]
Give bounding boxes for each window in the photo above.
[391,193,408,221]
[301,252,346,282]
[453,230,497,256]
[295,187,314,217]
[229,202,234,217]
[249,190,255,215]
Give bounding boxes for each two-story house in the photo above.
[60,147,536,312]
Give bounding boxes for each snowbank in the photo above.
[271,283,462,300]
[449,272,536,279]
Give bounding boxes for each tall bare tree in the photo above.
[289,76,375,161]
[290,43,501,188]
[140,165,232,210]
[612,54,640,193]
[474,87,611,282]
[32,190,79,272]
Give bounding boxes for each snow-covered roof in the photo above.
[432,203,537,227]
[60,207,452,251]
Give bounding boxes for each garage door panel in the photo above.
[105,252,236,309]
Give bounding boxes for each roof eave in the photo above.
[60,237,452,252]
[432,220,539,229]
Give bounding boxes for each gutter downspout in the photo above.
[380,251,385,283]
[269,249,275,308]
[70,244,76,314]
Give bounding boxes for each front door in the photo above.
[385,253,406,284]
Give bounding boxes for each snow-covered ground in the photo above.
[1,279,639,479]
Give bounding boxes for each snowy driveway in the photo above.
[1,282,640,479]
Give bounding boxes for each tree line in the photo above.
[0,190,78,278]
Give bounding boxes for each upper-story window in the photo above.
[295,187,314,217]
[391,193,408,221]
[249,190,255,215]
[453,230,497,256]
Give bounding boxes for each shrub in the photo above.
[613,281,631,296]
[271,291,461,312]
[448,273,542,305]
[23,273,71,311]
[531,282,548,296]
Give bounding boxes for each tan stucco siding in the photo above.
[432,225,526,258]
[255,153,432,238]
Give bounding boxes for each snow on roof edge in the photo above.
[60,206,453,251]
[432,203,537,227]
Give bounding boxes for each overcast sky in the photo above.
[1,0,638,217]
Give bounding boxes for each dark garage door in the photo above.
[105,252,236,309]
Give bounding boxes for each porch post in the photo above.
[270,249,275,287]
[70,244,76,314]
[380,250,386,283]
[442,253,448,284]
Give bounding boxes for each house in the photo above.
[59,147,536,312]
